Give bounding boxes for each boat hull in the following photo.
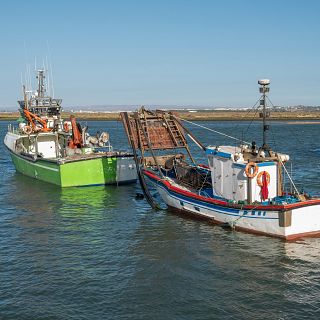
[9,150,137,187]
[145,172,320,240]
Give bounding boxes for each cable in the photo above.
[175,116,251,145]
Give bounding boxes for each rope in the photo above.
[279,159,300,196]
[174,116,251,145]
[197,168,211,195]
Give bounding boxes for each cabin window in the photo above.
[194,206,200,212]
[180,201,184,206]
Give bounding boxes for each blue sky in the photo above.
[1,0,320,109]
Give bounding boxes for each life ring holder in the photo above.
[245,162,258,178]
[257,171,270,186]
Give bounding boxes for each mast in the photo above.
[258,79,270,152]
[22,85,28,110]
[37,70,46,97]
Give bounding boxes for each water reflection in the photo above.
[126,213,320,318]
[7,173,58,216]
[283,238,320,263]
[58,186,110,217]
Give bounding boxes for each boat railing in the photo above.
[94,144,113,153]
[7,124,19,134]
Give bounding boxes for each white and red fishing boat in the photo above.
[121,80,320,240]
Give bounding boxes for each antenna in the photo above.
[50,61,55,98]
[258,79,270,152]
[46,41,55,97]
[27,64,32,93]
[23,40,29,91]
[46,56,50,96]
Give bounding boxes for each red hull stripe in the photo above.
[143,169,320,212]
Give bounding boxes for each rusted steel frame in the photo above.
[142,109,152,150]
[167,115,195,164]
[166,116,195,163]
[133,109,181,150]
[154,110,197,163]
[120,112,133,147]
[120,112,136,151]
[134,116,145,160]
[161,114,180,148]
[135,114,164,178]
[121,112,160,209]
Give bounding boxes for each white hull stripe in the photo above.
[30,162,59,172]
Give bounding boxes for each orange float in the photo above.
[245,162,258,178]
[257,171,270,186]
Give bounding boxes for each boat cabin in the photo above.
[206,145,288,204]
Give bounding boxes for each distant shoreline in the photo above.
[1,111,320,122]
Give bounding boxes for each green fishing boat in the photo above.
[4,69,137,187]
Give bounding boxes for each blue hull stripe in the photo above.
[149,177,278,220]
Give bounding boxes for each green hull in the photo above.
[10,151,136,187]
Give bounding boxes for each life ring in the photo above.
[245,162,258,178]
[23,125,32,135]
[63,122,70,133]
[257,171,270,186]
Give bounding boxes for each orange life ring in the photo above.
[257,171,270,186]
[245,162,258,178]
[23,125,32,135]
[63,122,69,133]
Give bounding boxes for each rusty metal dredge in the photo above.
[120,107,207,208]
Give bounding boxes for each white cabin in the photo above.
[206,145,280,203]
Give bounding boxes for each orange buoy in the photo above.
[245,162,258,178]
[257,171,270,186]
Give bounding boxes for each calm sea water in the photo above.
[1,120,320,320]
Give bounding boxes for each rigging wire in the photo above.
[176,102,303,195]
[269,126,278,153]
[174,116,251,145]
[266,96,304,193]
[266,96,305,145]
[176,96,262,147]
[264,97,278,151]
[46,41,55,98]
[241,97,264,143]
[232,97,261,140]
[279,159,300,195]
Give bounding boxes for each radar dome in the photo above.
[258,79,270,85]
